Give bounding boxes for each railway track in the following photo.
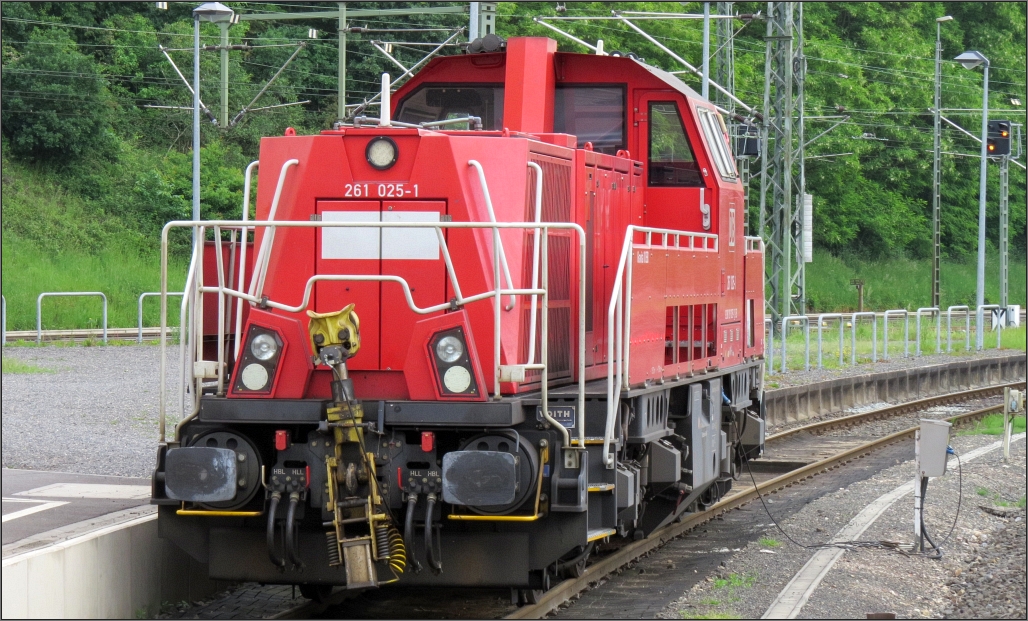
[200,381,1026,620]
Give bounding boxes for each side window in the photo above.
[697,107,738,180]
[553,86,626,155]
[647,102,702,187]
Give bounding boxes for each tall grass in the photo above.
[805,249,1027,312]
[1,235,187,331]
[1,157,187,331]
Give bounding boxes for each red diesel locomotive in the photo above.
[152,35,766,601]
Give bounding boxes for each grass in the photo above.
[805,249,1027,312]
[958,414,1027,436]
[768,321,1026,375]
[974,486,1025,509]
[1,355,54,374]
[679,573,755,619]
[758,536,781,548]
[712,573,756,590]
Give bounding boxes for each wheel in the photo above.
[518,589,543,606]
[299,584,333,603]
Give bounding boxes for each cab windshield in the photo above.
[396,85,505,130]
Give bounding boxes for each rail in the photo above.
[882,309,909,360]
[159,167,587,454]
[915,307,941,356]
[138,292,183,343]
[603,225,719,468]
[36,292,107,344]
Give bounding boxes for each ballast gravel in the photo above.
[1,344,180,478]
[661,431,1027,620]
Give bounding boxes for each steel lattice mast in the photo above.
[759,1,805,324]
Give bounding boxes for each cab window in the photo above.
[553,86,626,154]
[648,102,702,187]
[396,85,505,129]
[697,107,738,180]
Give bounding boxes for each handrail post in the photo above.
[850,312,877,365]
[1,295,6,347]
[36,292,109,344]
[882,310,908,361]
[780,315,809,372]
[915,307,940,356]
[816,313,842,369]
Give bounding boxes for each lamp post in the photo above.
[954,50,990,350]
[932,16,953,309]
[192,2,234,245]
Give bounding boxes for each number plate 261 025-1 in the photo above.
[536,405,576,429]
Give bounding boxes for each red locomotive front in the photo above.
[153,36,766,601]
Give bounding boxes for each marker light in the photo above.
[366,137,398,170]
[443,366,472,393]
[435,335,464,363]
[250,333,279,361]
[241,363,270,391]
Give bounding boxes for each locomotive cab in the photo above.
[152,36,765,597]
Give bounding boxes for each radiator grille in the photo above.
[519,155,574,383]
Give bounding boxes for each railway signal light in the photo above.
[987,120,1011,156]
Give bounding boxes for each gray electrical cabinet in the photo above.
[918,419,951,478]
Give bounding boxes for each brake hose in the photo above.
[266,492,285,569]
[424,493,443,574]
[404,493,422,573]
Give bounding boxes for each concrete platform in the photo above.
[2,469,151,552]
[1,469,228,619]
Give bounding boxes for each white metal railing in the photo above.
[603,225,719,468]
[882,309,910,360]
[946,305,971,353]
[765,317,774,372]
[850,311,878,365]
[780,315,810,372]
[1,295,6,348]
[979,304,1003,350]
[37,292,107,344]
[915,307,941,356]
[158,166,587,456]
[815,313,845,369]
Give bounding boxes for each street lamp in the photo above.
[192,2,234,242]
[955,50,990,350]
[931,16,953,309]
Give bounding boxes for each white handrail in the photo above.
[526,161,544,365]
[946,305,971,352]
[159,218,588,451]
[915,307,940,356]
[235,161,259,359]
[603,225,719,468]
[467,160,517,311]
[780,315,810,372]
[250,159,300,301]
[882,309,910,360]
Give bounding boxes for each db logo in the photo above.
[637,251,650,264]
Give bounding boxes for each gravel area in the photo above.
[660,431,1027,620]
[1,344,180,477]
[766,348,1026,389]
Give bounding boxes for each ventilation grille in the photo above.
[518,155,574,384]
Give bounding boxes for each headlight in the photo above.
[240,363,270,391]
[435,335,464,363]
[250,333,279,361]
[366,137,398,170]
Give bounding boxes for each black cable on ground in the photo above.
[743,457,896,552]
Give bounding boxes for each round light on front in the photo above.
[366,137,398,170]
[240,363,270,391]
[250,333,278,361]
[435,335,464,363]
[443,366,472,393]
